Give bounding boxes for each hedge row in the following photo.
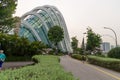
[88,56,120,72]
[71,54,87,61]
[71,54,82,60]
[0,55,77,80]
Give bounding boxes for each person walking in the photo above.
[81,55,86,63]
[0,50,6,70]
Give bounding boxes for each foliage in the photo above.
[29,41,46,55]
[0,33,46,57]
[86,27,102,53]
[76,48,83,54]
[81,38,85,54]
[71,54,82,60]
[88,56,120,72]
[108,47,120,59]
[48,25,64,45]
[71,54,87,61]
[0,0,18,33]
[71,36,78,53]
[48,25,64,53]
[0,55,77,80]
[13,16,21,35]
[5,56,32,62]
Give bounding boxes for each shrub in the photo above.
[71,54,81,60]
[108,47,120,59]
[5,56,32,62]
[88,56,120,72]
[71,54,87,60]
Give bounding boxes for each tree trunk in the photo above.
[55,43,58,55]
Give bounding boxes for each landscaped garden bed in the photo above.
[0,55,77,80]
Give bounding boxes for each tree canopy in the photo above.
[86,27,102,53]
[71,36,78,53]
[0,0,18,33]
[48,25,64,47]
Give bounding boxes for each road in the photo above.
[60,55,120,80]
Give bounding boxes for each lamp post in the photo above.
[104,27,118,47]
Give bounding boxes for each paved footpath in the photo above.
[2,61,34,70]
[60,55,120,80]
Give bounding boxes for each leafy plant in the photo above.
[71,36,78,53]
[0,0,18,33]
[0,33,46,57]
[88,56,120,72]
[48,25,64,54]
[86,27,102,53]
[108,47,120,59]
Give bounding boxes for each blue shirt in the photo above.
[0,53,6,61]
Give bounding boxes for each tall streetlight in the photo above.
[104,27,118,47]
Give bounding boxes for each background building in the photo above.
[18,5,73,53]
[101,42,110,53]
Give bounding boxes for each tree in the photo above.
[86,27,102,54]
[0,0,18,33]
[71,36,78,53]
[29,41,46,56]
[48,25,64,54]
[80,38,85,54]
[13,16,21,35]
[108,47,120,59]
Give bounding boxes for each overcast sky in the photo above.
[14,0,120,46]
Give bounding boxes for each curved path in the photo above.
[2,61,34,70]
[60,55,120,80]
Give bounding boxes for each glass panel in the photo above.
[25,15,39,26]
[19,24,37,41]
[35,26,49,44]
[49,10,60,26]
[38,10,54,28]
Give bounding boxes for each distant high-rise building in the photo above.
[101,42,110,53]
[18,5,73,53]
